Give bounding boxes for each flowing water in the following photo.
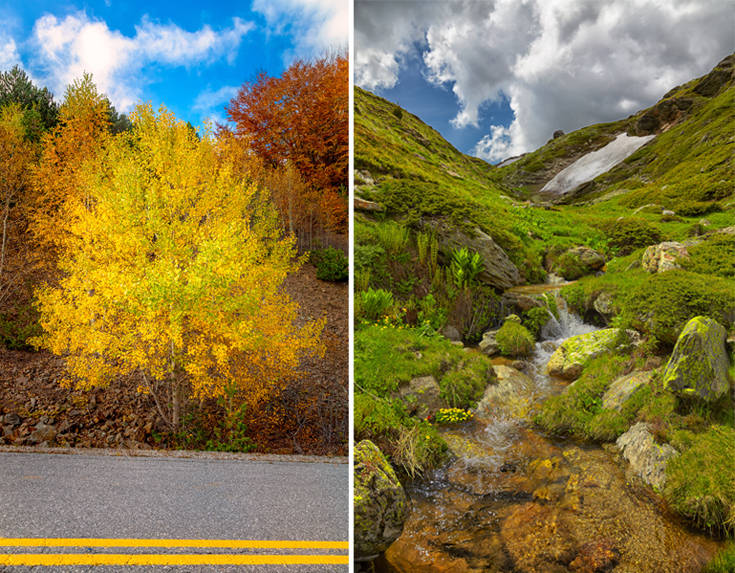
[374,292,722,573]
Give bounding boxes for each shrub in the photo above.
[495,321,534,356]
[313,247,348,282]
[622,270,735,345]
[682,233,735,278]
[359,288,394,322]
[665,425,735,536]
[600,218,662,255]
[391,106,403,120]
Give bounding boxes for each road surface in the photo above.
[0,449,348,571]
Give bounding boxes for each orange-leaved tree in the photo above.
[32,104,324,431]
[29,74,111,271]
[226,53,348,238]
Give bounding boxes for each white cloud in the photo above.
[356,0,735,162]
[0,36,21,70]
[252,0,348,58]
[192,85,239,122]
[30,12,252,111]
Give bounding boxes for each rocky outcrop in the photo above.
[642,241,689,273]
[662,316,730,402]
[547,329,639,381]
[602,371,652,411]
[478,328,500,356]
[424,221,522,290]
[616,422,678,490]
[398,376,443,417]
[354,440,408,561]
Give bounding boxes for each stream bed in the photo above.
[375,297,722,572]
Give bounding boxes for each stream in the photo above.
[374,290,722,573]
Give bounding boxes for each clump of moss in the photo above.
[682,233,735,278]
[496,320,534,356]
[621,270,735,345]
[599,218,662,255]
[664,425,735,536]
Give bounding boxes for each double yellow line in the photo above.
[0,537,349,566]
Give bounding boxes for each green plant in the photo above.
[375,221,409,255]
[359,288,394,321]
[495,321,534,356]
[705,542,735,573]
[312,247,348,282]
[523,306,552,339]
[449,247,483,289]
[600,218,662,255]
[431,407,474,425]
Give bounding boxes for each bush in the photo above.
[665,425,735,536]
[359,288,394,322]
[622,270,735,345]
[682,233,735,278]
[313,247,348,281]
[495,321,534,356]
[600,218,662,255]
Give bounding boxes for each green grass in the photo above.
[665,425,735,536]
[705,542,735,573]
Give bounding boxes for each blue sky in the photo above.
[356,1,734,163]
[0,0,347,127]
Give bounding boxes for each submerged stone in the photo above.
[662,316,729,402]
[354,440,408,560]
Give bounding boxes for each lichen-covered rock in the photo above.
[616,422,677,490]
[642,241,689,273]
[592,291,615,322]
[477,365,535,420]
[547,329,639,381]
[354,440,408,560]
[662,316,729,401]
[602,371,652,411]
[398,375,443,417]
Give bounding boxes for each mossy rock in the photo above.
[547,328,638,380]
[602,371,653,411]
[553,246,605,280]
[662,316,730,402]
[354,440,408,560]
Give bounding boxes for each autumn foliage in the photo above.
[227,54,348,241]
[32,105,325,430]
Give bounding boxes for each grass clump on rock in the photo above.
[664,425,735,536]
[496,318,534,357]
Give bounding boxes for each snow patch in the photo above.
[540,133,655,195]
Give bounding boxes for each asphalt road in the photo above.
[0,450,348,572]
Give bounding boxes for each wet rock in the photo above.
[642,241,689,273]
[569,539,619,572]
[662,316,729,401]
[502,291,543,314]
[616,422,677,490]
[478,329,499,356]
[477,366,535,419]
[602,371,652,411]
[424,220,522,290]
[398,375,443,417]
[547,329,639,381]
[354,440,408,560]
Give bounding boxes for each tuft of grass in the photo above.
[705,542,735,573]
[665,425,735,536]
[496,321,535,356]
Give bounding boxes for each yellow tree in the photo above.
[0,103,37,306]
[32,104,324,430]
[29,73,111,269]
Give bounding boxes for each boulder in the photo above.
[477,365,535,419]
[502,291,543,313]
[641,241,689,273]
[553,246,605,280]
[354,440,408,560]
[662,316,730,402]
[602,371,652,411]
[478,328,500,356]
[547,329,639,381]
[440,324,461,342]
[616,422,677,490]
[592,291,615,322]
[398,376,443,417]
[424,221,522,290]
